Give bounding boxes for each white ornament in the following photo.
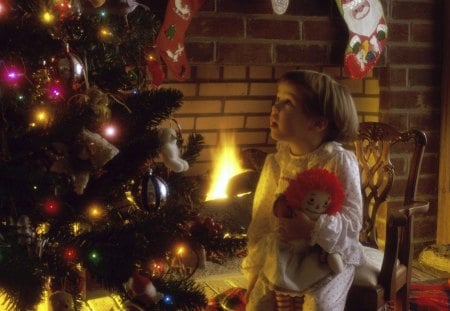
[271,0,289,15]
[158,128,189,173]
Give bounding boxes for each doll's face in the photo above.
[301,190,330,220]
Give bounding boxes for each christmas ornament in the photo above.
[103,0,150,26]
[158,127,189,173]
[271,0,289,15]
[336,0,388,79]
[123,271,164,309]
[144,46,165,87]
[50,129,119,194]
[56,46,86,89]
[88,0,106,8]
[16,215,36,246]
[69,87,111,124]
[155,0,206,80]
[48,291,75,311]
[140,169,168,210]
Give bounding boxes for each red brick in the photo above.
[389,46,437,65]
[410,112,441,132]
[409,68,441,87]
[378,112,408,130]
[392,2,440,20]
[188,17,244,38]
[218,43,272,64]
[247,19,299,40]
[275,44,328,64]
[379,90,439,110]
[412,23,437,43]
[289,0,331,16]
[387,23,409,42]
[420,154,439,176]
[303,19,345,41]
[377,68,407,87]
[217,1,272,14]
[186,42,215,63]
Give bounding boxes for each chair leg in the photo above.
[393,285,409,311]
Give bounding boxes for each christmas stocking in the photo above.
[155,0,205,80]
[335,0,388,79]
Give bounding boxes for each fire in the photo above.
[206,135,245,201]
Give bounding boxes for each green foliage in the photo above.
[0,1,210,310]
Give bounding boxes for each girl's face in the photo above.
[270,81,317,144]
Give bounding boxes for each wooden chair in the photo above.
[345,122,430,311]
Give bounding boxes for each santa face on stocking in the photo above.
[343,0,383,37]
[338,0,388,79]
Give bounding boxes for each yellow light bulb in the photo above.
[88,203,104,220]
[176,246,185,256]
[99,27,112,38]
[41,11,55,24]
[34,110,49,124]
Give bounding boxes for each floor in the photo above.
[195,258,450,300]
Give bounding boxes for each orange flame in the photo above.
[206,135,245,201]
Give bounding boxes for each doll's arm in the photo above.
[327,252,345,274]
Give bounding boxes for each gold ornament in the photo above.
[88,0,106,8]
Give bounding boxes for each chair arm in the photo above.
[397,201,430,217]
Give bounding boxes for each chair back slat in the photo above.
[354,122,427,249]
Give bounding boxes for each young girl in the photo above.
[242,70,365,311]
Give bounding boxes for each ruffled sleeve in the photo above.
[310,149,365,265]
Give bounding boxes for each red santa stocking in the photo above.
[335,0,388,79]
[155,0,205,80]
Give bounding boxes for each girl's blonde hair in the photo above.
[279,70,359,142]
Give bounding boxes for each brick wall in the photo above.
[160,0,444,249]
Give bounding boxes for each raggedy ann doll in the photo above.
[253,168,346,310]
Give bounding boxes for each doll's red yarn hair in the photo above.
[284,168,345,215]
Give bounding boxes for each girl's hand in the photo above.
[278,211,315,240]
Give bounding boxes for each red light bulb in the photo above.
[43,198,60,215]
[63,246,78,262]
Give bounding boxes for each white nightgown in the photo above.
[242,141,365,311]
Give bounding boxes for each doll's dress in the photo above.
[251,229,332,297]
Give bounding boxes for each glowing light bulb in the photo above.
[99,10,107,17]
[49,85,63,99]
[4,68,22,84]
[0,2,7,17]
[35,110,48,124]
[163,295,174,305]
[104,125,116,137]
[99,27,112,39]
[89,251,101,264]
[43,198,60,215]
[41,11,55,24]
[63,246,78,261]
[176,245,185,256]
[87,203,104,220]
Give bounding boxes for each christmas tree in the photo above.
[0,1,222,310]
